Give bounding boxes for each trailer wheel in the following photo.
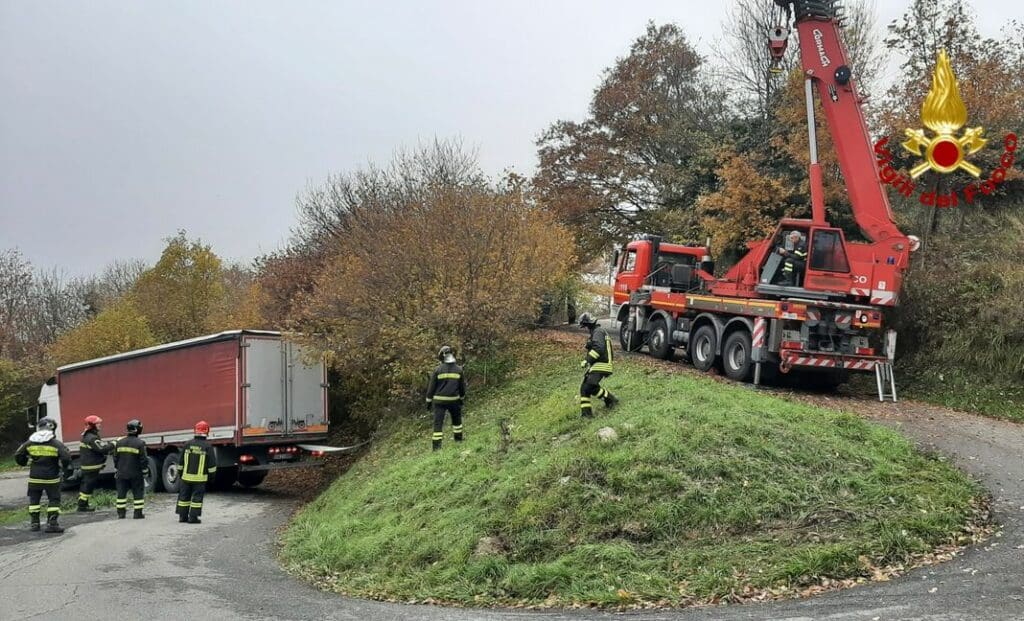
[619,322,644,352]
[722,330,753,382]
[690,325,717,372]
[145,455,163,493]
[237,470,268,488]
[648,319,674,360]
[161,453,182,494]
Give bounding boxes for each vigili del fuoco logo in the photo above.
[874,50,1017,208]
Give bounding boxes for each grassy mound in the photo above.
[281,342,979,607]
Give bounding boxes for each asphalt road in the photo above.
[2,402,1023,621]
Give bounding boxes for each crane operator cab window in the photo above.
[808,229,851,273]
[765,230,808,287]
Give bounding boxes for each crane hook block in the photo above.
[768,26,790,74]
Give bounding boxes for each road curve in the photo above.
[2,401,1023,620]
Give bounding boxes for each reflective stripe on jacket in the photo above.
[113,435,149,479]
[181,437,218,483]
[80,429,114,470]
[426,362,466,405]
[585,326,614,374]
[14,437,72,484]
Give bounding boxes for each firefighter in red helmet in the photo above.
[176,420,217,524]
[77,415,114,512]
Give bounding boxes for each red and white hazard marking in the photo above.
[752,317,767,348]
[783,352,878,371]
[871,290,896,305]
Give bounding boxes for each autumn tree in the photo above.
[207,264,267,332]
[290,145,575,416]
[132,232,227,341]
[535,23,726,259]
[80,258,148,316]
[48,298,156,367]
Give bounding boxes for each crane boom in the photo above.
[788,1,904,242]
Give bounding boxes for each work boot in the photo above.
[29,514,40,532]
[133,509,145,519]
[454,434,464,442]
[604,394,619,409]
[77,501,95,513]
[179,513,189,523]
[44,516,64,534]
[432,440,441,451]
[188,516,202,524]
[117,509,126,519]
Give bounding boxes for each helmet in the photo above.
[37,417,57,431]
[194,420,210,436]
[84,415,102,428]
[578,313,598,328]
[126,419,143,435]
[437,345,456,363]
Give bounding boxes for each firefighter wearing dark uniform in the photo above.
[578,313,618,417]
[78,415,114,512]
[114,419,149,519]
[13,417,72,533]
[177,420,218,524]
[777,230,807,287]
[426,345,466,451]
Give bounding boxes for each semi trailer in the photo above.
[31,330,329,492]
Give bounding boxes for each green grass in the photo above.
[0,488,121,526]
[899,370,1024,422]
[281,342,981,608]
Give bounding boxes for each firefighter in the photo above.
[578,313,618,417]
[78,415,114,512]
[776,230,807,287]
[113,419,149,519]
[13,417,72,533]
[426,345,466,451]
[176,420,218,524]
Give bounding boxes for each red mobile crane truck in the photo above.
[614,0,917,400]
[33,330,330,493]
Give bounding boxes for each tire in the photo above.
[161,452,181,495]
[145,455,163,493]
[619,320,644,352]
[690,325,718,372]
[237,470,268,488]
[722,330,754,382]
[648,318,674,360]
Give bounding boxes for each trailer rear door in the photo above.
[286,342,328,435]
[242,336,327,438]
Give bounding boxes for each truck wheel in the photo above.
[690,325,717,372]
[619,321,644,352]
[722,331,753,382]
[145,455,163,493]
[161,453,182,495]
[237,470,268,488]
[648,319,674,360]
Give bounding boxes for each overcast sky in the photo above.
[0,1,1015,275]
